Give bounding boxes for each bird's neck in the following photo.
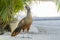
[27,11,31,17]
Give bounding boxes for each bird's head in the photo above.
[25,5,30,11]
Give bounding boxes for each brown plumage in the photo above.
[11,5,32,36]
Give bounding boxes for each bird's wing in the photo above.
[17,18,26,28]
[11,18,26,36]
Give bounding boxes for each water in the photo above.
[33,20,60,28]
[32,20,60,34]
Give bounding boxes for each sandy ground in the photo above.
[0,26,60,40]
[0,32,60,40]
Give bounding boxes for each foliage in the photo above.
[54,0,60,11]
[0,0,60,25]
[0,0,31,24]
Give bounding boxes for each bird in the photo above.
[11,5,32,36]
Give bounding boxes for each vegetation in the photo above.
[0,0,60,26]
[55,0,60,11]
[0,0,31,25]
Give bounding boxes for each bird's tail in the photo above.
[11,26,22,36]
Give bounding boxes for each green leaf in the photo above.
[0,0,31,24]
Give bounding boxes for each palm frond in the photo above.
[0,0,31,23]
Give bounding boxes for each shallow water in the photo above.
[32,20,60,34]
[32,20,60,28]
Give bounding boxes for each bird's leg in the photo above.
[26,27,32,38]
[25,27,31,38]
[27,27,30,33]
[21,28,25,38]
[22,28,25,32]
